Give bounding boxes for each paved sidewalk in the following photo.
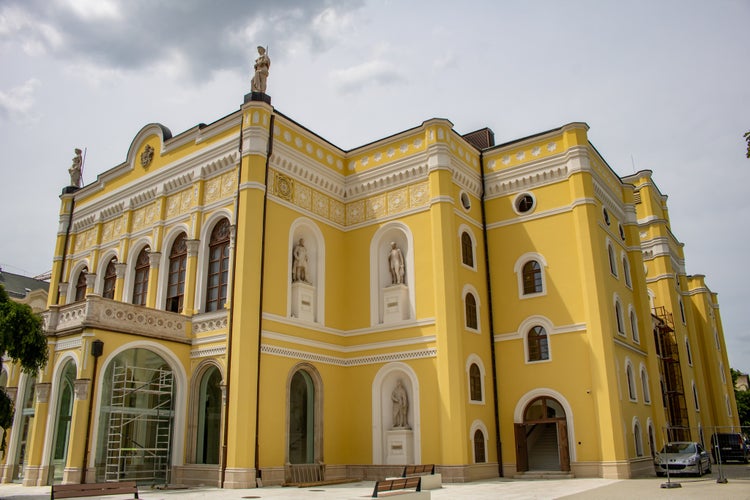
[1,476,749,499]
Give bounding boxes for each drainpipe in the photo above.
[479,150,503,477]
[81,339,104,484]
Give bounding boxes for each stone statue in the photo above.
[69,148,83,187]
[391,379,409,428]
[388,242,405,285]
[292,238,309,283]
[251,46,271,93]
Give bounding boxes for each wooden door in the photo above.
[557,419,570,472]
[514,423,529,472]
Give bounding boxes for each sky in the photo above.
[0,0,748,372]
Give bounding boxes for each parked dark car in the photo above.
[710,432,749,463]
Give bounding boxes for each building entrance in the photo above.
[514,396,570,472]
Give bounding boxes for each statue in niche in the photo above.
[391,379,409,429]
[251,46,271,93]
[292,238,309,283]
[69,148,83,187]
[388,242,405,285]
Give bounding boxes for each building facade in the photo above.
[0,92,739,487]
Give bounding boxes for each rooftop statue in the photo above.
[251,46,271,93]
[69,148,83,187]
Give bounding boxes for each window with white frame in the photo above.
[692,382,700,411]
[630,309,639,343]
[607,242,617,277]
[465,292,478,330]
[615,300,625,335]
[641,366,651,403]
[626,361,637,401]
[634,420,644,457]
[461,231,474,268]
[514,253,547,298]
[527,326,549,362]
[469,363,482,402]
[622,254,632,287]
[685,337,693,365]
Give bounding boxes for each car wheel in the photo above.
[697,462,703,476]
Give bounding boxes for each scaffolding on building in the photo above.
[104,363,174,484]
[652,306,690,442]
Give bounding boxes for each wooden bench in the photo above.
[402,464,435,477]
[51,481,139,499]
[372,476,422,497]
[402,464,440,490]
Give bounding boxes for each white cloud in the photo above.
[60,0,121,21]
[0,78,41,121]
[331,59,405,93]
[310,6,355,50]
[0,5,64,56]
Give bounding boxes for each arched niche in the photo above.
[288,218,325,323]
[369,223,415,326]
[371,362,421,465]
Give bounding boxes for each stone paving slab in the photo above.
[1,477,749,500]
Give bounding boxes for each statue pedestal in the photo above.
[385,429,414,465]
[291,281,315,322]
[382,284,409,323]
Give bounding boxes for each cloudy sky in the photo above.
[1,0,748,371]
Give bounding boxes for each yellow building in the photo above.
[0,90,738,487]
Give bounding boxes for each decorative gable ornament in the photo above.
[141,144,155,169]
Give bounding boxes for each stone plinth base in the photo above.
[222,467,257,489]
[244,92,271,104]
[382,284,409,323]
[385,429,414,465]
[62,467,84,485]
[291,281,316,322]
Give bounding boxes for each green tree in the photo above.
[0,284,48,431]
[731,368,750,428]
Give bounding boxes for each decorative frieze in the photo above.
[261,344,437,367]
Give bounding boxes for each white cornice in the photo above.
[260,344,437,367]
[613,337,647,357]
[485,197,596,231]
[262,330,436,353]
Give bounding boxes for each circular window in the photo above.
[460,192,471,210]
[603,207,610,225]
[515,193,535,214]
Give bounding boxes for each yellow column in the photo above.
[22,382,51,486]
[146,252,162,308]
[114,263,127,302]
[223,101,272,488]
[426,144,469,465]
[49,192,77,308]
[183,240,200,315]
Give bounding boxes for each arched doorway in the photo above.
[49,360,76,484]
[194,365,221,465]
[514,396,570,472]
[288,370,314,464]
[95,348,175,484]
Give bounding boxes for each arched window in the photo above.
[206,219,230,312]
[473,429,486,463]
[692,382,700,411]
[50,360,76,483]
[195,366,222,464]
[685,338,693,365]
[132,247,150,306]
[630,310,639,343]
[461,231,474,268]
[469,363,482,402]
[679,298,686,324]
[622,256,632,287]
[13,375,36,481]
[74,267,88,302]
[626,362,636,401]
[641,367,651,403]
[102,258,117,300]
[465,293,478,330]
[527,326,549,362]
[166,233,187,313]
[634,420,643,457]
[615,300,624,335]
[522,261,542,295]
[608,243,617,276]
